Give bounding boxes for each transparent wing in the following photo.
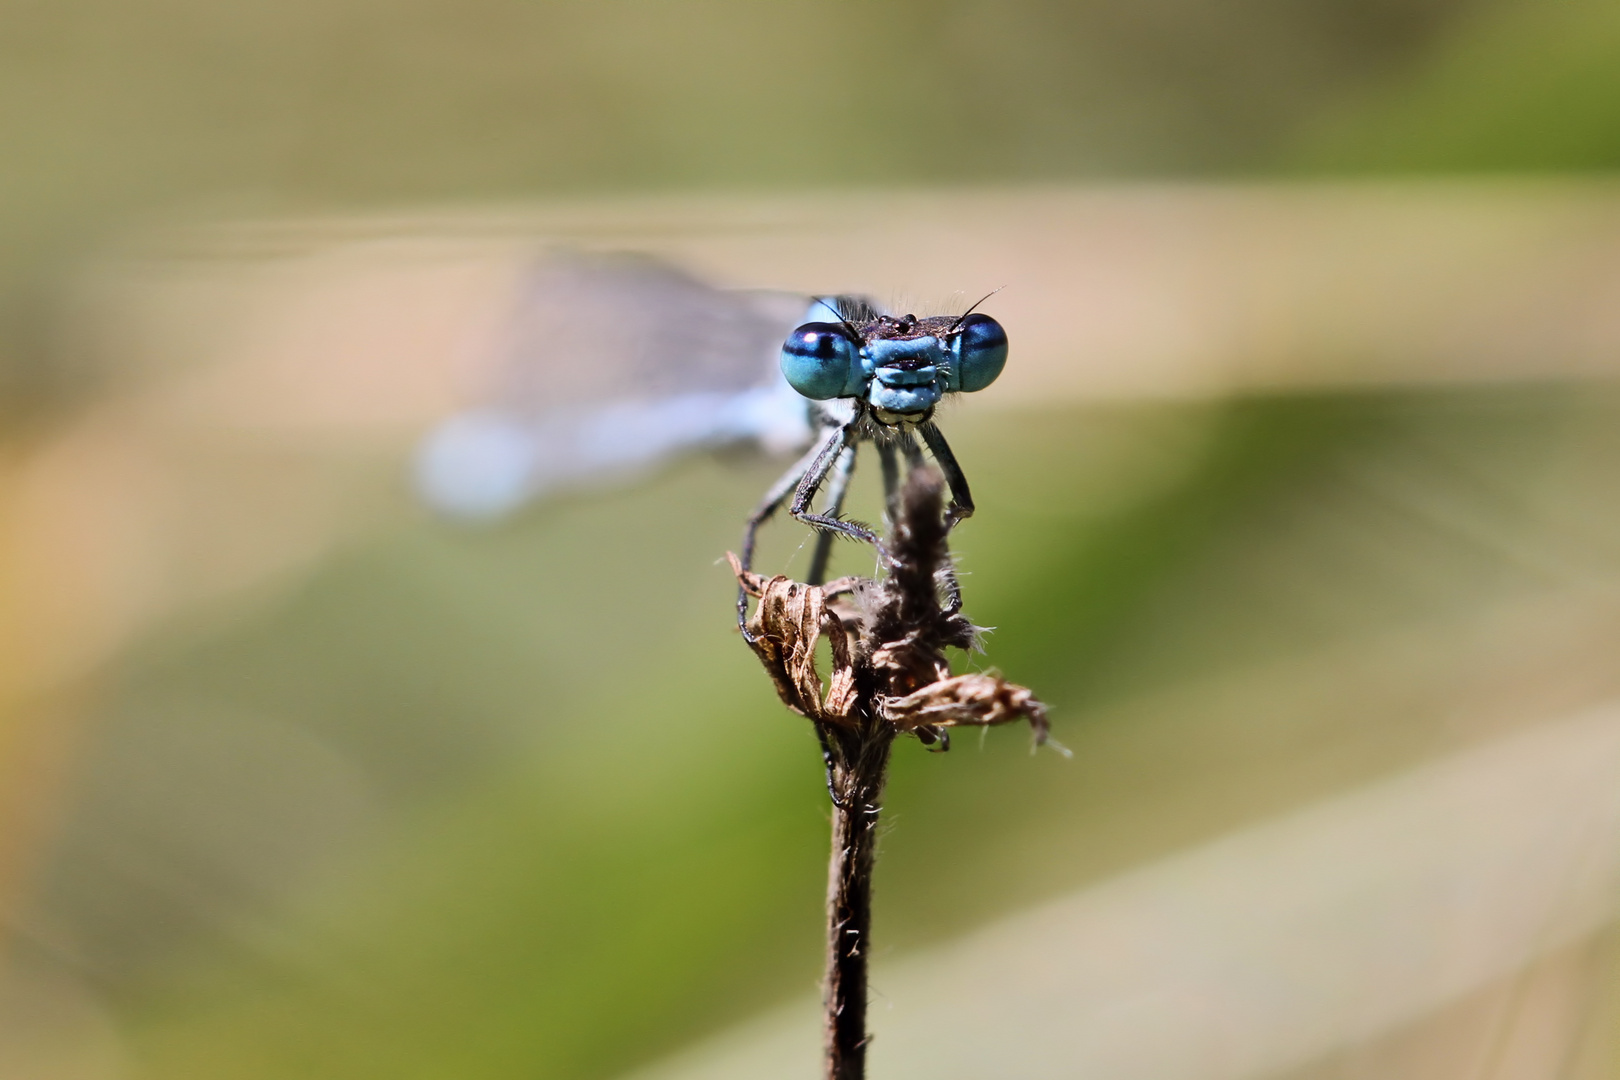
[416,252,817,519]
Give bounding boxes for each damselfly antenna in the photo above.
[948,287,1006,333]
[810,295,865,342]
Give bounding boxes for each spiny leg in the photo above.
[789,421,878,550]
[917,420,975,528]
[916,420,974,613]
[805,443,857,587]
[737,428,839,634]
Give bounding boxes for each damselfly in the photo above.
[735,295,1007,632]
[414,255,1008,567]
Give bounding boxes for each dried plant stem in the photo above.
[732,466,1051,1080]
[822,722,893,1080]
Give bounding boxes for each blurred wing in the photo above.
[415,252,815,519]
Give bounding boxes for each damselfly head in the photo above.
[779,302,1008,414]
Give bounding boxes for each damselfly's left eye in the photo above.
[781,322,861,400]
[951,313,1007,393]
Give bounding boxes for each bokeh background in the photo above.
[5,1,1620,1077]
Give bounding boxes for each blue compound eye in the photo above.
[781,322,861,400]
[952,313,1007,393]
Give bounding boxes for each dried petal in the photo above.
[729,552,860,725]
[880,672,1050,743]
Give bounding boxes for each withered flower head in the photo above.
[730,466,1049,750]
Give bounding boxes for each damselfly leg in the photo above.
[917,420,975,528]
[915,420,973,614]
[737,416,872,637]
[805,444,858,587]
[788,425,881,551]
[738,413,976,633]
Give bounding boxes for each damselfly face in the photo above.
[780,305,1008,416]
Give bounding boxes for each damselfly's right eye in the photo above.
[781,322,861,400]
[952,313,1008,393]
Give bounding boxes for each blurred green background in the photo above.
[7,1,1620,1078]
